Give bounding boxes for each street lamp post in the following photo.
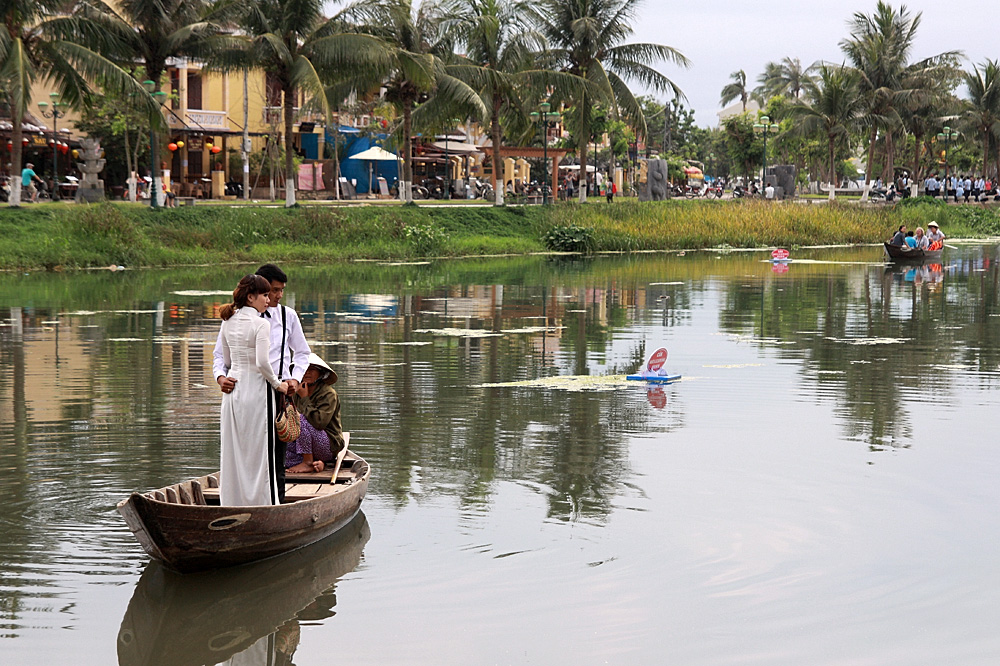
[37,93,68,201]
[143,80,168,208]
[753,115,779,190]
[529,102,561,204]
[937,126,959,199]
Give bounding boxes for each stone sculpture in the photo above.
[638,159,670,201]
[75,138,106,203]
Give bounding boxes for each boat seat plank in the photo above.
[165,487,179,503]
[191,480,206,505]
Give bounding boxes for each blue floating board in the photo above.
[627,374,682,383]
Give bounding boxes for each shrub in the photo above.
[543,225,595,253]
[404,221,448,255]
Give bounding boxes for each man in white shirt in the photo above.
[214,264,311,501]
[764,182,775,200]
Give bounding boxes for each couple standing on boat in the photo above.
[212,265,344,507]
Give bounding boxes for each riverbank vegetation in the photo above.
[2,199,999,271]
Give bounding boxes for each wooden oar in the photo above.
[329,432,350,485]
[945,244,958,249]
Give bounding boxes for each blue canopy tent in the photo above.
[338,133,399,194]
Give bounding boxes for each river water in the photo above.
[1,244,999,665]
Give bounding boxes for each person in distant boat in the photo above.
[217,274,289,506]
[904,231,917,248]
[286,353,344,474]
[889,225,907,246]
[926,221,945,250]
[214,264,311,502]
[913,227,928,249]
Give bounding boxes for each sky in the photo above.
[632,0,997,126]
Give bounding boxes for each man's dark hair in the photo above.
[255,264,287,284]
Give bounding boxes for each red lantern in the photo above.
[60,144,69,155]
[22,138,28,145]
[210,145,221,154]
[168,142,178,152]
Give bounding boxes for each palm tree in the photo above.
[346,0,485,203]
[789,65,863,200]
[840,1,960,198]
[756,57,815,102]
[0,0,159,206]
[208,0,395,206]
[85,0,229,203]
[720,69,749,112]
[532,0,688,202]
[963,60,1000,179]
[444,0,578,206]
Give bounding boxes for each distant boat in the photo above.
[117,436,369,574]
[883,242,943,261]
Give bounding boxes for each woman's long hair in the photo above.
[220,274,271,320]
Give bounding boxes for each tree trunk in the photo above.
[125,130,136,202]
[828,135,836,201]
[861,126,877,202]
[983,129,990,179]
[401,102,413,203]
[578,99,589,203]
[491,100,504,206]
[10,117,22,206]
[243,69,250,201]
[284,85,296,207]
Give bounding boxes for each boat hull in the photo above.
[117,455,370,574]
[883,242,943,261]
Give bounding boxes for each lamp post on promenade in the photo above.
[37,93,68,201]
[937,126,959,198]
[753,115,779,189]
[143,80,168,208]
[530,102,561,204]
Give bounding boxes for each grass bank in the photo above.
[0,197,997,270]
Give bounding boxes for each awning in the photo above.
[559,164,596,172]
[429,141,482,154]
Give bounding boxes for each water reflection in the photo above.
[1,245,999,653]
[117,512,369,666]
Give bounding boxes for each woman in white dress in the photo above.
[218,274,289,505]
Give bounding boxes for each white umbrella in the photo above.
[349,146,398,195]
[350,146,397,161]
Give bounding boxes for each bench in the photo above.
[177,197,196,206]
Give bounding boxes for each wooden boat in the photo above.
[117,434,370,574]
[883,242,943,261]
[117,512,369,666]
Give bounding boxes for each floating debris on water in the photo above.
[703,363,766,369]
[825,336,910,346]
[414,328,503,338]
[649,281,684,286]
[501,326,565,334]
[380,341,432,346]
[377,261,433,266]
[476,374,632,392]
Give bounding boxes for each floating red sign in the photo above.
[647,347,668,372]
[771,248,790,260]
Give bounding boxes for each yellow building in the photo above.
[34,58,328,198]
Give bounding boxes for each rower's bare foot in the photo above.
[286,462,313,474]
[312,460,325,472]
